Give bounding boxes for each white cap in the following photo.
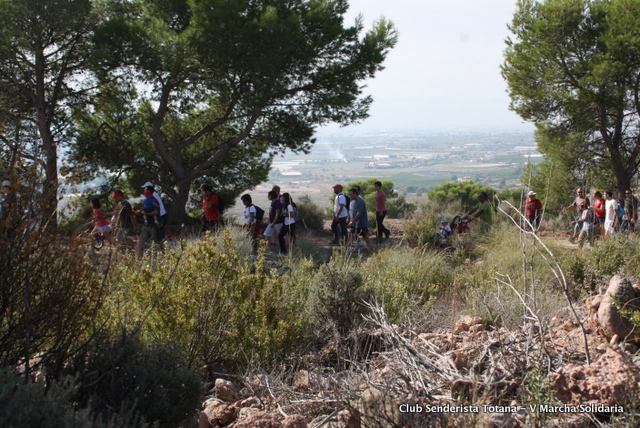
[1,180,10,188]
[141,182,153,188]
[441,218,448,223]
[527,190,536,196]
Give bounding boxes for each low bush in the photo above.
[364,248,452,323]
[106,228,308,371]
[0,369,140,428]
[295,195,326,230]
[0,217,104,380]
[460,225,568,328]
[307,259,372,335]
[70,339,202,427]
[403,200,464,247]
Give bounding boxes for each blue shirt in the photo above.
[353,196,369,228]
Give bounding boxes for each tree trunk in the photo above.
[167,178,192,226]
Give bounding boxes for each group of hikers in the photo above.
[522,187,639,247]
[330,181,392,248]
[85,183,172,256]
[85,183,299,258]
[6,174,637,256]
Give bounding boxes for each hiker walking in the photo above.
[331,184,349,244]
[199,184,221,233]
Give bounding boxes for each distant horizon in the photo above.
[315,125,536,137]
[320,0,536,134]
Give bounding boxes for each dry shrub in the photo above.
[0,216,105,380]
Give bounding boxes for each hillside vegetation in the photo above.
[3,196,640,427]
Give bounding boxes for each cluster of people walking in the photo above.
[239,187,298,258]
[563,187,638,247]
[330,181,391,247]
[86,183,172,256]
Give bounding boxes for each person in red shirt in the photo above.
[590,190,606,237]
[198,184,221,233]
[524,190,543,231]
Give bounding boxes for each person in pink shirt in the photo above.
[89,198,112,241]
[374,181,391,241]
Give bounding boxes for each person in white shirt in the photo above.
[330,184,349,245]
[241,194,261,256]
[604,190,618,238]
[278,193,296,256]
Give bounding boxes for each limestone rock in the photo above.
[549,347,640,406]
[282,415,307,428]
[234,412,282,428]
[596,276,640,343]
[203,400,237,426]
[197,412,209,428]
[215,378,241,402]
[455,316,484,331]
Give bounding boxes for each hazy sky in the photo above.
[321,0,535,134]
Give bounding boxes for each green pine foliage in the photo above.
[427,180,495,211]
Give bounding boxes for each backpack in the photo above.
[339,193,351,215]
[252,205,265,222]
[616,203,626,218]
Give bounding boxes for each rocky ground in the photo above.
[192,274,640,428]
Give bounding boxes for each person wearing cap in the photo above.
[106,190,136,245]
[198,184,221,233]
[331,184,349,244]
[523,190,543,232]
[141,189,161,226]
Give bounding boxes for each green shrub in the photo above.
[461,225,568,328]
[106,228,308,370]
[428,180,495,211]
[562,235,640,295]
[71,339,202,428]
[0,369,140,428]
[295,195,326,230]
[403,200,464,247]
[364,248,452,323]
[307,259,371,335]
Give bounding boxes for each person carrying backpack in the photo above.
[331,184,349,244]
[241,194,262,258]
